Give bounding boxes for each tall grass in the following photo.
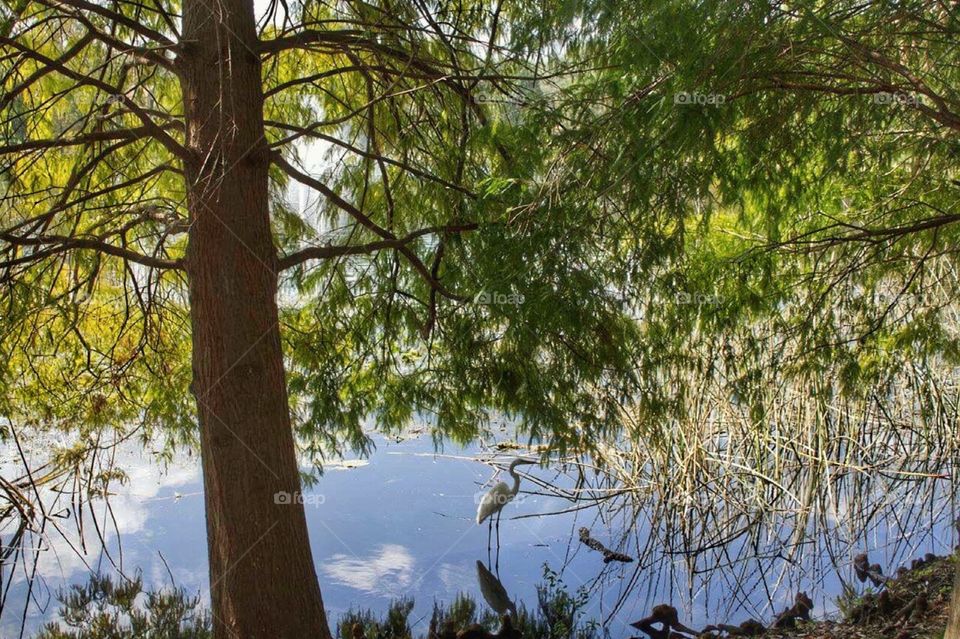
[514,356,960,626]
[6,355,960,634]
[31,570,600,639]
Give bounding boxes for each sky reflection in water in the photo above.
[2,432,956,638]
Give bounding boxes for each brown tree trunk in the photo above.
[947,563,960,639]
[180,0,331,637]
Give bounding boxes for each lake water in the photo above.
[2,430,957,637]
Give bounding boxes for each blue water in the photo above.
[3,434,649,637]
[2,432,956,637]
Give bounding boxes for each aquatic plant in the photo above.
[33,573,210,638]
[336,567,598,639]
[488,347,960,627]
[33,570,602,639]
[336,598,415,639]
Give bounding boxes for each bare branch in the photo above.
[0,124,182,155]
[1,232,183,270]
[34,0,176,46]
[278,223,478,270]
[271,153,470,300]
[0,36,187,158]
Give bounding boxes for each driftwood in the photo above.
[629,604,699,638]
[578,527,634,563]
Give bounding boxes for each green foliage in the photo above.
[529,566,596,639]
[335,568,598,639]
[35,571,598,639]
[2,0,958,466]
[337,598,416,639]
[836,583,876,623]
[0,0,644,466]
[528,0,960,431]
[33,573,211,639]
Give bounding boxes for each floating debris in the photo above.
[578,527,633,563]
[630,604,698,638]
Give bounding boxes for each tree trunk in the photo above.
[180,0,331,636]
[947,562,960,639]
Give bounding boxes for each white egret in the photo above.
[476,560,517,617]
[477,457,536,569]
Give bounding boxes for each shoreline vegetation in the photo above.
[8,427,958,639]
[32,551,956,639]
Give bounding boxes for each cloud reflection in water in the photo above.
[320,544,416,597]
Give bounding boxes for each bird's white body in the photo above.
[477,481,517,524]
[476,560,517,616]
[476,457,536,573]
[476,458,535,524]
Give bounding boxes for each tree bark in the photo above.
[947,563,960,639]
[180,0,331,636]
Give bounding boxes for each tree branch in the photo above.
[278,223,478,270]
[271,153,470,300]
[1,232,183,270]
[0,124,182,155]
[767,209,960,253]
[34,0,176,46]
[265,120,475,197]
[0,36,187,158]
[0,31,95,110]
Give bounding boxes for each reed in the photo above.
[515,354,960,626]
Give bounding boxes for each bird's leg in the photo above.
[495,511,502,575]
[487,521,493,568]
